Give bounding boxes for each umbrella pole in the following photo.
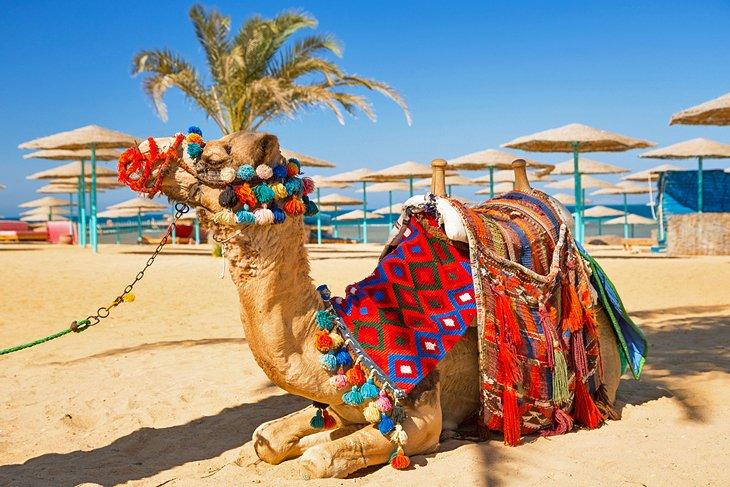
[362,181,368,244]
[388,190,393,229]
[316,187,322,245]
[598,219,603,235]
[194,218,200,245]
[409,177,414,197]
[572,142,583,243]
[137,208,142,243]
[90,144,98,253]
[697,156,703,213]
[623,193,629,239]
[489,167,495,198]
[79,160,87,247]
[333,205,339,238]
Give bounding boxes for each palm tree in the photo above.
[132,5,411,134]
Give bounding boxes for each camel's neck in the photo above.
[220,218,331,398]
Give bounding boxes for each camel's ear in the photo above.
[225,131,281,167]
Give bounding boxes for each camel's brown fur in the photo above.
[157,131,622,478]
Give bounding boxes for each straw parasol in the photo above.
[472,170,554,184]
[22,148,121,161]
[318,193,363,207]
[357,181,408,228]
[545,175,614,190]
[447,149,554,197]
[591,181,653,239]
[107,198,167,243]
[475,182,515,195]
[363,162,434,196]
[550,193,578,205]
[622,163,684,182]
[20,206,70,216]
[604,213,655,238]
[670,92,730,126]
[308,176,350,244]
[334,210,383,221]
[373,203,404,215]
[281,148,336,168]
[550,157,628,176]
[583,205,623,235]
[414,175,477,195]
[18,196,69,208]
[327,169,374,243]
[640,138,730,213]
[503,123,654,243]
[19,125,136,253]
[21,213,68,222]
[27,161,118,180]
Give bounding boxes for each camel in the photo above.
[140,130,622,479]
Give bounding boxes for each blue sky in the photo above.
[2,0,729,216]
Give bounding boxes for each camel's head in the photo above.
[118,128,318,233]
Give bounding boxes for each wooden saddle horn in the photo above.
[512,158,532,192]
[430,158,448,197]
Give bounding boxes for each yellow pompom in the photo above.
[329,332,344,350]
[364,402,381,424]
[271,183,288,199]
[123,293,135,302]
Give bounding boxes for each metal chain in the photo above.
[70,202,190,333]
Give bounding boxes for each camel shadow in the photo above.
[0,394,308,487]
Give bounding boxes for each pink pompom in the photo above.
[301,177,316,195]
[254,208,275,225]
[375,390,392,412]
[256,164,274,180]
[329,367,349,390]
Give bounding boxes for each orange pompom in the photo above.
[315,330,333,353]
[345,363,366,386]
[390,447,410,470]
[286,161,299,176]
[234,183,257,207]
[283,197,305,215]
[186,133,204,145]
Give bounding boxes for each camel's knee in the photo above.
[252,421,292,465]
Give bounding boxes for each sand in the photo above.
[1,243,728,486]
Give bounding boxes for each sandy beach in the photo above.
[1,243,728,486]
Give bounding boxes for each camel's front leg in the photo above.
[299,387,442,479]
[252,405,360,464]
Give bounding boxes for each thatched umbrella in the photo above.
[473,170,554,185]
[447,149,553,198]
[309,176,351,244]
[583,205,624,235]
[20,205,70,222]
[280,149,336,168]
[414,174,477,195]
[622,163,684,182]
[357,181,408,228]
[19,125,136,253]
[26,161,118,180]
[550,157,628,176]
[545,175,614,190]
[591,181,652,239]
[503,123,653,242]
[318,193,363,239]
[604,213,655,238]
[670,92,730,126]
[363,161,434,196]
[327,169,374,243]
[373,202,404,215]
[475,182,515,196]
[640,138,730,213]
[20,213,69,223]
[334,209,383,242]
[19,196,70,208]
[108,197,167,243]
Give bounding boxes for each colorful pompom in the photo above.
[218,187,238,208]
[315,330,333,353]
[253,184,275,204]
[375,390,392,413]
[187,126,203,136]
[329,368,349,390]
[187,143,203,159]
[301,177,315,195]
[284,177,303,196]
[237,164,255,181]
[235,209,256,225]
[186,133,204,145]
[283,197,305,216]
[271,182,288,199]
[390,403,406,423]
[272,164,288,180]
[322,409,336,429]
[220,167,236,183]
[310,409,325,429]
[256,164,273,180]
[319,353,338,372]
[345,363,366,386]
[329,331,344,350]
[253,208,275,225]
[343,385,364,406]
[286,161,300,177]
[391,424,409,445]
[315,310,334,330]
[271,205,286,224]
[378,414,395,434]
[364,402,381,423]
[213,210,237,226]
[234,183,257,207]
[334,348,352,367]
[360,378,379,399]
[389,446,410,470]
[304,197,319,216]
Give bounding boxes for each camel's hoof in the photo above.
[252,423,286,465]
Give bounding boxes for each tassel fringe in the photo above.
[502,387,521,446]
[573,378,603,429]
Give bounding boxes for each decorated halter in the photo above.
[118,126,319,226]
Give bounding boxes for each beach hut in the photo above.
[447,149,554,198]
[280,149,336,168]
[334,210,383,242]
[357,182,408,228]
[503,123,654,243]
[604,213,655,238]
[107,197,167,243]
[670,92,730,126]
[640,138,730,213]
[19,125,136,253]
[583,205,625,235]
[308,176,350,244]
[327,169,373,243]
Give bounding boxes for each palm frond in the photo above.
[188,5,232,86]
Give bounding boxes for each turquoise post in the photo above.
[75,177,82,245]
[598,219,603,235]
[333,205,339,238]
[489,167,495,198]
[136,208,142,243]
[90,144,98,253]
[79,160,87,247]
[316,187,322,245]
[388,190,393,229]
[622,192,629,239]
[697,156,703,213]
[447,184,453,196]
[572,142,583,243]
[409,177,414,197]
[362,181,368,244]
[194,218,200,245]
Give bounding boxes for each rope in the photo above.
[0,328,73,355]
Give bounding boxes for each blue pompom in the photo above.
[310,409,324,429]
[237,164,255,181]
[360,378,378,399]
[272,164,288,180]
[304,199,319,216]
[187,143,203,158]
[320,353,338,372]
[315,310,334,331]
[253,184,275,204]
[235,210,256,225]
[187,126,203,136]
[378,414,395,435]
[335,348,352,367]
[271,206,286,224]
[343,386,364,406]
[284,177,303,196]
